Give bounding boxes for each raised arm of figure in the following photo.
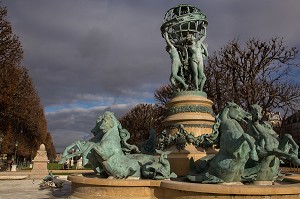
[197,25,207,44]
[163,32,174,48]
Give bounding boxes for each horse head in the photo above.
[91,115,103,136]
[225,102,250,123]
[91,111,118,137]
[249,104,263,122]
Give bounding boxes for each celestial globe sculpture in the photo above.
[161,4,208,45]
[161,4,208,92]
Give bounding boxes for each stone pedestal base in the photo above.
[30,160,49,179]
[167,145,217,176]
[11,164,17,171]
[30,170,49,179]
[161,92,216,176]
[30,144,49,179]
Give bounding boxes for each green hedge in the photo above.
[48,162,64,170]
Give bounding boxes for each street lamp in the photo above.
[0,134,3,163]
[14,141,18,164]
[0,134,3,152]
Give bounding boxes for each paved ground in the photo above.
[0,170,95,199]
[0,179,71,199]
[0,167,298,199]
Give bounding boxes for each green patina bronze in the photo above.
[167,105,214,116]
[165,123,213,130]
[59,111,176,180]
[142,150,177,180]
[161,4,208,92]
[158,124,214,151]
[186,103,300,183]
[245,104,300,181]
[140,128,157,155]
[158,123,213,150]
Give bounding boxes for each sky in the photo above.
[2,0,300,152]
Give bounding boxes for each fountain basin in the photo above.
[68,173,300,199]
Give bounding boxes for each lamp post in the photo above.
[0,134,3,163]
[14,141,18,164]
[0,135,3,153]
[11,141,18,171]
[70,149,75,169]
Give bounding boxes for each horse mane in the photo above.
[206,102,238,148]
[117,124,140,154]
[97,111,140,154]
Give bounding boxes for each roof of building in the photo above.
[283,110,300,125]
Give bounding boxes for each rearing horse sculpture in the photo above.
[188,103,300,183]
[245,104,300,181]
[60,111,176,180]
[188,102,258,183]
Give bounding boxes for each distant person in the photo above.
[7,159,13,171]
[63,160,68,170]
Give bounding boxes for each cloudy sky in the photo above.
[3,0,300,152]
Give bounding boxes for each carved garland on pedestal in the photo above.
[166,123,213,130]
[167,105,214,116]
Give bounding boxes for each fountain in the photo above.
[160,4,215,176]
[61,4,300,199]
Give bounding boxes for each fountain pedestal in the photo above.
[162,92,216,176]
[162,92,215,136]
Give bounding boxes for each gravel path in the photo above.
[0,179,71,199]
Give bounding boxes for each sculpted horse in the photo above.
[188,102,258,183]
[85,112,143,178]
[187,103,300,183]
[60,111,176,179]
[58,114,107,169]
[246,104,300,181]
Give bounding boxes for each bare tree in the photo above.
[119,104,164,145]
[204,37,300,116]
[154,84,174,107]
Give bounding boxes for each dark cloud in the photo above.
[4,0,173,106]
[2,0,300,152]
[46,103,136,152]
[78,27,112,61]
